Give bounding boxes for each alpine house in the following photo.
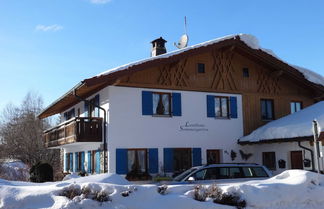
[38,34,324,179]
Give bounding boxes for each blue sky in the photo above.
[0,0,323,110]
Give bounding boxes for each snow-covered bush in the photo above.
[191,184,223,202]
[213,192,246,209]
[92,190,110,202]
[157,184,168,195]
[193,185,207,201]
[59,183,112,202]
[0,160,30,181]
[121,185,137,197]
[206,184,222,199]
[60,184,82,200]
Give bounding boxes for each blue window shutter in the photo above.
[142,91,153,115]
[116,149,128,174]
[207,95,215,117]
[172,93,182,116]
[65,153,68,171]
[192,148,202,166]
[88,151,92,173]
[95,94,100,117]
[163,148,174,173]
[84,101,89,117]
[148,148,159,174]
[74,153,78,172]
[69,153,73,172]
[81,152,85,172]
[96,151,101,173]
[230,96,238,118]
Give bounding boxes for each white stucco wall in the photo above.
[107,86,244,173]
[240,141,316,175]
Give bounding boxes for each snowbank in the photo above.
[95,34,324,86]
[240,101,324,142]
[63,173,130,185]
[1,170,324,209]
[0,159,29,181]
[223,170,324,209]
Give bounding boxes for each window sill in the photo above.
[152,114,172,118]
[215,117,230,120]
[262,119,274,122]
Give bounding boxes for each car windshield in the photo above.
[173,167,198,181]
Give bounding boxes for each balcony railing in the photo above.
[43,117,103,148]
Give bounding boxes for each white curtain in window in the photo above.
[127,151,136,172]
[221,98,228,117]
[215,97,221,117]
[137,150,146,172]
[152,94,160,115]
[162,94,169,115]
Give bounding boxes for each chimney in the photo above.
[151,37,167,57]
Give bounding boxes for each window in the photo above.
[85,94,100,118]
[261,99,274,120]
[207,95,237,119]
[197,63,205,73]
[290,102,302,114]
[242,167,268,177]
[243,68,249,77]
[89,95,100,117]
[92,150,101,174]
[192,169,207,180]
[75,152,84,172]
[262,152,276,170]
[207,149,221,164]
[215,97,229,118]
[142,91,181,116]
[66,153,72,172]
[173,148,192,175]
[64,108,75,121]
[152,92,171,116]
[127,149,148,174]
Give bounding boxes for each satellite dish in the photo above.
[174,34,189,49]
[174,16,189,49]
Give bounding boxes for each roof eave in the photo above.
[37,81,85,119]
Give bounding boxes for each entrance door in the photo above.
[291,151,303,169]
[173,148,192,175]
[207,150,221,164]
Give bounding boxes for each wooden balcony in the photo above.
[43,117,103,148]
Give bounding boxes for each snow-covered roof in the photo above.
[94,33,324,86]
[239,101,324,143]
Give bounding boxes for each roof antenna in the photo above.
[174,16,189,49]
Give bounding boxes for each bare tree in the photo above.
[0,92,61,177]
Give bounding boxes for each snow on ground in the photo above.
[0,159,29,181]
[239,101,324,142]
[62,173,130,185]
[1,170,324,209]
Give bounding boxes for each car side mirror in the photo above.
[187,176,195,182]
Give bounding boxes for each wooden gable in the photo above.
[39,36,323,136]
[115,45,320,135]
